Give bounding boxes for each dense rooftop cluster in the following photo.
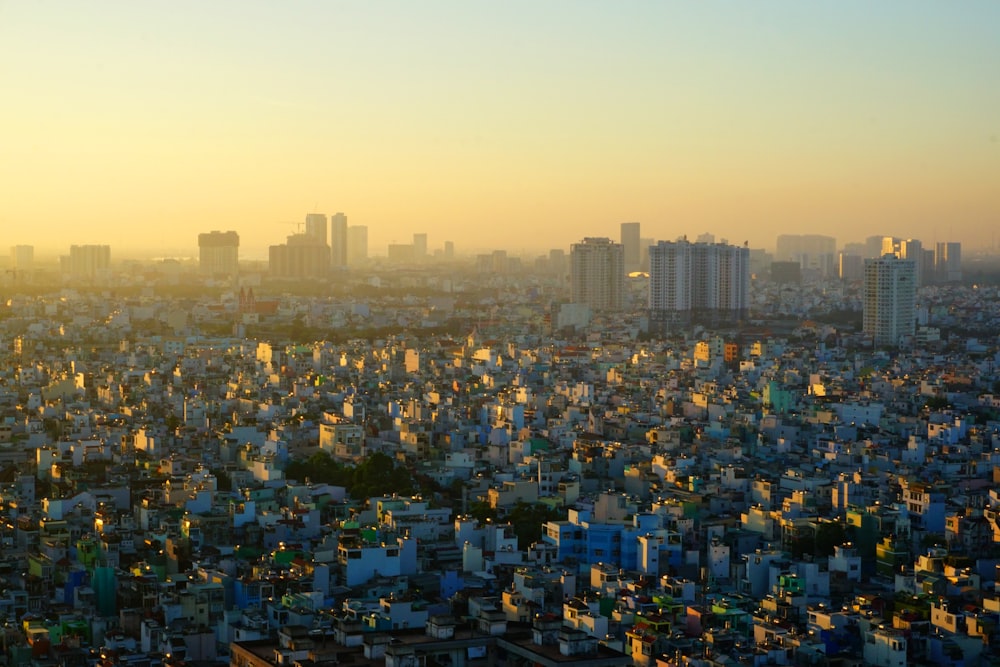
[1,266,1000,667]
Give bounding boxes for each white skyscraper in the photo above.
[570,237,624,311]
[863,255,916,347]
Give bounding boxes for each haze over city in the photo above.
[2,1,999,259]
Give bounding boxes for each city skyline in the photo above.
[2,2,998,256]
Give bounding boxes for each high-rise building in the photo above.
[347,225,368,265]
[305,213,328,246]
[648,239,750,327]
[413,233,428,260]
[838,252,863,281]
[198,231,239,277]
[269,233,330,278]
[620,222,641,274]
[10,245,33,273]
[67,245,111,279]
[863,254,916,347]
[897,239,925,286]
[570,237,624,311]
[330,212,348,268]
[935,242,962,283]
[443,241,454,259]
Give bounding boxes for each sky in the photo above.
[1,1,998,260]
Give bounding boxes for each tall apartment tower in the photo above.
[330,212,348,268]
[67,245,111,279]
[198,231,239,277]
[10,245,34,273]
[863,254,916,347]
[305,213,328,246]
[620,222,641,274]
[570,237,624,311]
[347,225,368,265]
[935,242,962,283]
[413,233,428,260]
[649,238,750,328]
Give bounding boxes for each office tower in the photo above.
[10,245,33,273]
[330,212,348,268]
[863,254,916,347]
[67,245,111,279]
[775,234,837,278]
[347,225,368,265]
[269,233,330,278]
[443,241,454,259]
[305,213,328,246]
[620,222,641,274]
[648,238,750,328]
[413,233,428,260]
[198,231,239,277]
[935,242,962,283]
[570,237,624,311]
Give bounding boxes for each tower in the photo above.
[305,213,328,246]
[863,255,916,347]
[620,222,640,274]
[198,231,239,277]
[935,242,962,283]
[330,212,348,268]
[347,225,368,265]
[570,237,624,311]
[413,233,428,260]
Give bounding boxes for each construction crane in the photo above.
[276,221,305,234]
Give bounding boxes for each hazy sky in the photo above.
[2,1,998,259]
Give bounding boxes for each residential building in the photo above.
[197,230,239,277]
[570,237,624,312]
[863,254,916,346]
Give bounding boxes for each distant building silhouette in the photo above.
[935,241,962,282]
[775,234,836,279]
[269,233,330,278]
[66,244,111,280]
[347,225,368,265]
[9,245,33,275]
[198,230,239,278]
[330,212,348,269]
[413,233,428,260]
[305,213,328,246]
[620,222,640,274]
